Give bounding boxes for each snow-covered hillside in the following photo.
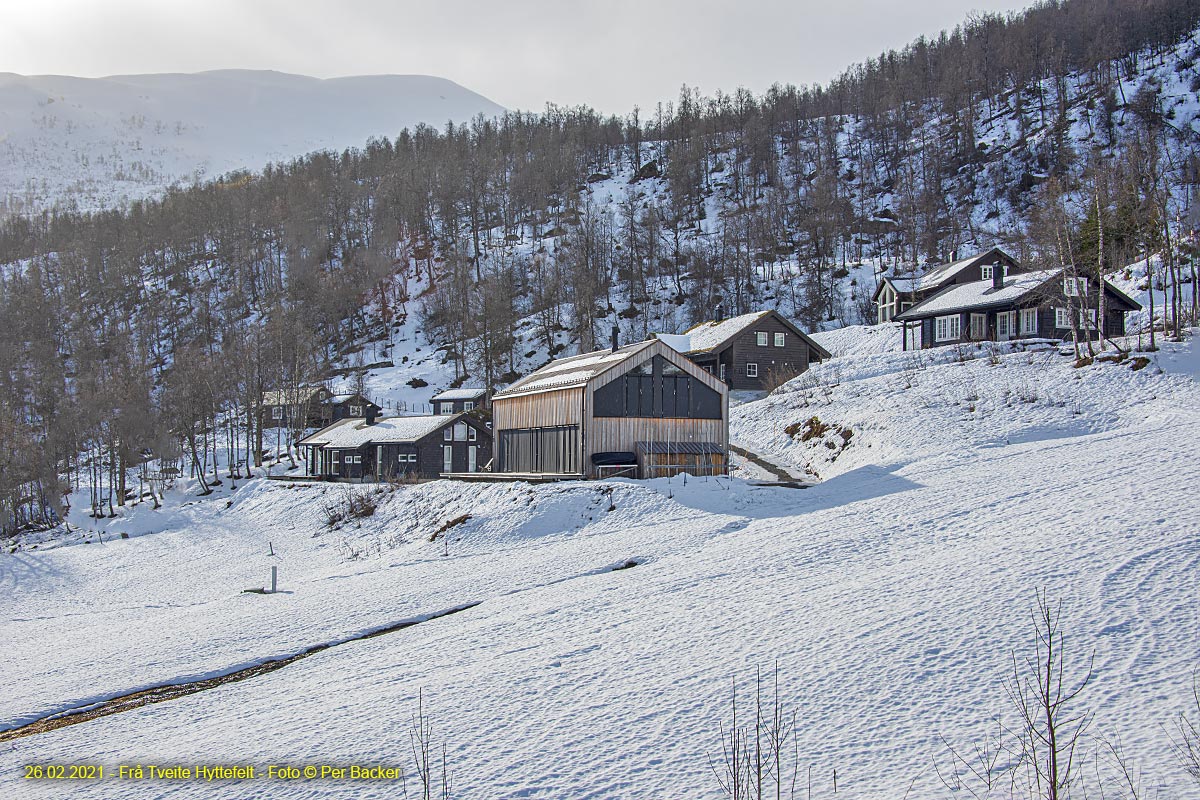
[0,70,504,216]
[3,329,1198,799]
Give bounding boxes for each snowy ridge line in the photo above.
[0,601,481,741]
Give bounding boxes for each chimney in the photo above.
[611,325,619,353]
[991,263,1004,290]
[950,248,958,262]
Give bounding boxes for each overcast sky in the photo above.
[4,0,1033,114]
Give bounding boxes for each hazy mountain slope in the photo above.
[0,70,505,216]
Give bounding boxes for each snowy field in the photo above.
[3,331,1200,798]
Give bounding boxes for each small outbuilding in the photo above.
[492,336,729,479]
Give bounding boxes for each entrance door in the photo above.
[468,446,477,472]
[997,311,1016,341]
[443,445,453,474]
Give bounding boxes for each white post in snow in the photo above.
[270,566,278,594]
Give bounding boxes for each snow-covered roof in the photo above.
[329,393,378,405]
[263,387,326,406]
[895,269,1059,319]
[655,333,693,353]
[495,341,656,398]
[431,387,487,401]
[885,248,1012,295]
[297,415,453,449]
[681,311,773,353]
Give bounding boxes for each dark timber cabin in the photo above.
[431,387,488,415]
[893,267,1141,349]
[491,334,729,479]
[298,414,492,480]
[262,386,334,429]
[329,393,382,423]
[659,310,830,391]
[873,247,1024,324]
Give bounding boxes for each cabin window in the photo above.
[454,422,468,441]
[468,426,477,441]
[935,315,961,342]
[1063,277,1088,297]
[271,406,283,419]
[981,264,1009,280]
[332,452,340,463]
[464,401,474,411]
[1021,308,1038,334]
[351,455,361,464]
[349,405,362,416]
[444,428,453,441]
[774,332,785,347]
[1055,307,1071,329]
[756,332,768,346]
[746,363,759,378]
[438,402,453,414]
[443,446,453,473]
[969,314,986,340]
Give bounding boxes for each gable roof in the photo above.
[895,269,1143,320]
[263,386,328,407]
[895,269,1059,319]
[297,414,459,450]
[330,393,380,406]
[431,387,488,402]
[666,310,832,361]
[873,247,1016,301]
[494,340,657,398]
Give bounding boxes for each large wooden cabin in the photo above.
[492,337,729,479]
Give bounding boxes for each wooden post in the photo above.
[270,566,277,594]
[268,541,274,556]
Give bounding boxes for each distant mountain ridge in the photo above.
[0,69,506,216]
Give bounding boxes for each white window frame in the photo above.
[463,401,474,411]
[755,331,768,346]
[443,445,453,473]
[746,363,759,378]
[271,406,283,419]
[1063,277,1088,297]
[1055,307,1071,329]
[468,445,478,473]
[1080,308,1098,330]
[1021,308,1038,335]
[773,332,785,347]
[453,422,468,441]
[935,314,961,342]
[468,426,477,442]
[996,311,1012,338]
[439,402,454,415]
[406,453,418,463]
[443,428,453,441]
[349,404,363,417]
[969,313,986,340]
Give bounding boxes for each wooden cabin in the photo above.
[262,386,334,429]
[330,393,382,423]
[893,268,1141,349]
[658,310,829,391]
[431,387,488,415]
[298,414,492,480]
[492,338,729,479]
[873,247,1024,324]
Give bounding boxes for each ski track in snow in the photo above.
[3,333,1200,798]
